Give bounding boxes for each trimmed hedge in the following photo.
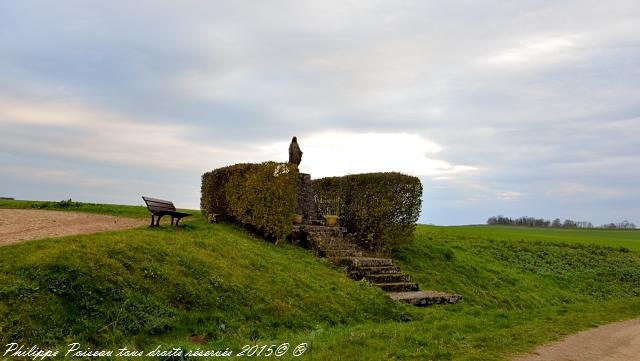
[313,172,423,252]
[201,162,299,242]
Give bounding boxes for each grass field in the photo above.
[420,225,640,251]
[1,199,640,360]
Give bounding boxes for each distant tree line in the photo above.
[486,215,636,229]
[600,220,637,229]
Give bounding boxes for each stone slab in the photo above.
[388,291,462,306]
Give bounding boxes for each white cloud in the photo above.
[496,191,524,200]
[1,165,123,189]
[259,132,477,178]
[0,97,258,172]
[1,1,639,224]
[482,35,581,66]
[0,97,479,183]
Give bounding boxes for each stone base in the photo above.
[388,291,462,306]
[290,225,348,250]
[295,173,321,224]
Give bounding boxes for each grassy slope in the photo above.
[0,202,402,360]
[1,200,640,360]
[303,226,640,360]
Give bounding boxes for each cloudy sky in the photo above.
[1,1,639,225]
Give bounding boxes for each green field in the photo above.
[1,199,640,360]
[420,225,640,251]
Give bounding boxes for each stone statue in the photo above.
[289,136,303,166]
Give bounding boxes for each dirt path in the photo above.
[514,318,640,361]
[0,209,147,246]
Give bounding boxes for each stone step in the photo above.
[321,244,359,250]
[351,257,394,267]
[347,265,401,280]
[319,242,360,250]
[365,273,410,283]
[293,225,347,233]
[307,237,353,247]
[357,266,401,275]
[331,257,357,266]
[334,257,395,267]
[308,233,346,240]
[388,291,462,307]
[376,282,419,292]
[325,249,363,258]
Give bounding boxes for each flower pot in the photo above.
[324,215,339,227]
[292,214,303,225]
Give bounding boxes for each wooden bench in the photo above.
[142,196,191,227]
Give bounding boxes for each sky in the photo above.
[1,1,639,225]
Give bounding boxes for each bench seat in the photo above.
[142,196,191,227]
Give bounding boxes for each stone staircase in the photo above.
[292,225,462,307]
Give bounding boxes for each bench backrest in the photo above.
[142,196,177,213]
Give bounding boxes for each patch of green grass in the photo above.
[1,207,640,360]
[286,226,640,360]
[419,224,640,251]
[298,299,640,361]
[0,216,404,359]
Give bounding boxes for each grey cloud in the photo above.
[0,0,639,224]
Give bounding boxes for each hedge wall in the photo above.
[201,162,299,242]
[313,172,422,252]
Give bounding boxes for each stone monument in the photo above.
[288,136,303,166]
[288,136,320,224]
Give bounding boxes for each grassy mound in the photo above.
[1,200,640,360]
[0,206,403,357]
[301,226,640,360]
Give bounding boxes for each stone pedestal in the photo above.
[295,173,321,224]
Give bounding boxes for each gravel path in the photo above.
[514,318,640,361]
[0,209,146,246]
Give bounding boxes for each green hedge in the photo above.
[201,162,299,242]
[313,172,423,252]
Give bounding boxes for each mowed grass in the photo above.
[420,224,640,251]
[302,225,640,360]
[1,200,640,360]
[0,210,403,360]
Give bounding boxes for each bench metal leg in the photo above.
[148,212,189,227]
